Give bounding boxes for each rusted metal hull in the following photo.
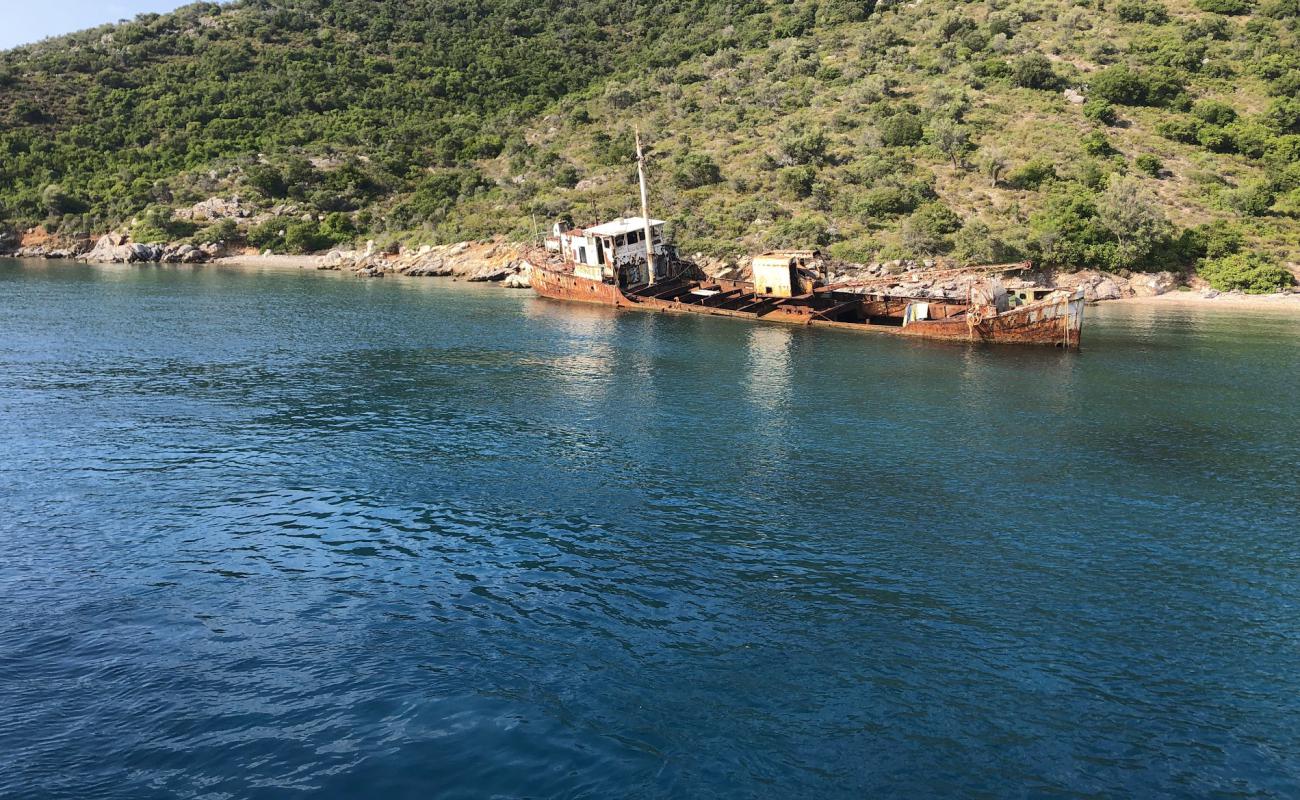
[530,266,1085,348]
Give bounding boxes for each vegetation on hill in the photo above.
[1,0,1297,284]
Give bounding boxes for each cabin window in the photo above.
[615,234,625,247]
[577,245,587,263]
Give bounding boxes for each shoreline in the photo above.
[7,251,1299,313]
[1111,291,1300,312]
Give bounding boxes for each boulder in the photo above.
[1087,278,1123,301]
[502,264,533,289]
[1130,271,1177,297]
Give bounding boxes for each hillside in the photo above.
[1,0,1298,290]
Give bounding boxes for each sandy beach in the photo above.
[1114,290,1300,312]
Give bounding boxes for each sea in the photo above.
[2,257,1298,798]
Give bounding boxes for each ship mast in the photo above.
[635,128,657,285]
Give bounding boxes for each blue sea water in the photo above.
[1,258,1298,798]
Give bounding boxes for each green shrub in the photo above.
[767,214,834,248]
[1012,53,1059,89]
[779,130,829,166]
[244,165,287,199]
[554,165,581,188]
[282,220,333,254]
[777,166,817,199]
[1230,181,1277,215]
[879,112,925,146]
[1083,98,1118,125]
[1082,131,1118,156]
[320,212,357,244]
[1008,158,1058,189]
[131,206,196,243]
[1090,65,1185,107]
[247,219,286,250]
[1192,220,1245,258]
[1192,100,1238,126]
[900,202,962,255]
[1157,117,1203,143]
[1135,154,1164,176]
[195,218,240,245]
[671,153,722,188]
[1198,252,1295,292]
[1116,0,1170,23]
[856,186,918,217]
[1267,98,1300,133]
[1194,0,1253,14]
[1196,125,1235,153]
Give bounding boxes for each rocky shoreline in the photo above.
[4,226,1296,309]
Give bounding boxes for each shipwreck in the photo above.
[530,133,1085,348]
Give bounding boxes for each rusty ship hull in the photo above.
[531,265,1084,348]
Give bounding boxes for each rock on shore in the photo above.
[80,233,216,264]
[320,238,532,286]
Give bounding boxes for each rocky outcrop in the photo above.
[174,196,252,222]
[502,263,533,289]
[319,238,532,282]
[78,234,214,264]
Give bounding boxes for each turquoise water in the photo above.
[2,258,1299,798]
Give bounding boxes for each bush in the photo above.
[282,220,333,254]
[1012,53,1059,89]
[856,186,918,217]
[1230,181,1277,215]
[195,218,240,245]
[879,112,925,146]
[952,219,1016,264]
[244,164,287,198]
[320,212,357,243]
[671,153,722,188]
[1157,117,1203,143]
[1198,252,1295,293]
[1083,98,1118,125]
[1082,131,1118,156]
[900,202,962,255]
[41,184,88,216]
[1116,0,1170,23]
[1194,0,1253,13]
[1192,220,1245,258]
[1090,65,1185,107]
[779,130,828,166]
[777,166,817,199]
[131,206,196,243]
[1135,153,1163,176]
[767,214,834,248]
[1267,98,1300,134]
[1196,125,1235,153]
[247,218,286,250]
[1008,158,1058,189]
[1192,100,1237,126]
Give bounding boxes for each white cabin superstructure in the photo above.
[545,217,669,287]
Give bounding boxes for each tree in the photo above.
[927,118,970,167]
[978,147,1009,187]
[1097,175,1174,269]
[41,184,86,216]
